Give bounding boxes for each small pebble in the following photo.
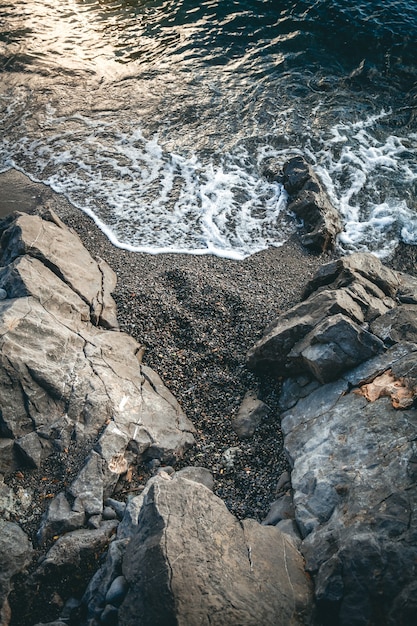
[105,575,128,607]
[100,603,119,626]
[102,506,118,521]
[0,288,7,300]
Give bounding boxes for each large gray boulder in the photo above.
[117,474,314,626]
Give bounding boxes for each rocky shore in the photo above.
[1,168,417,626]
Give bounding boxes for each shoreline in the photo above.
[4,167,411,521]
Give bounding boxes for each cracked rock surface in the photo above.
[0,211,195,624]
[249,253,417,625]
[117,474,313,626]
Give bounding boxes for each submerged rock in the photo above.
[282,156,342,251]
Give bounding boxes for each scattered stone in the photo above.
[176,466,215,490]
[155,465,175,477]
[103,506,118,521]
[275,469,291,494]
[262,494,295,526]
[231,391,269,439]
[105,499,126,521]
[105,575,128,607]
[220,446,242,472]
[37,492,85,545]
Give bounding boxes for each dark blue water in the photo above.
[0,1,416,257]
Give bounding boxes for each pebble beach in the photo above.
[1,169,333,521]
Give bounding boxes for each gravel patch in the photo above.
[47,190,334,522]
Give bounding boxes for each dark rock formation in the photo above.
[282,156,342,251]
[248,252,417,625]
[247,253,396,379]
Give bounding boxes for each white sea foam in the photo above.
[1,101,292,259]
[313,111,417,257]
[1,87,417,259]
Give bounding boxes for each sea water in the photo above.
[0,0,416,258]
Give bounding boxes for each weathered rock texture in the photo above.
[0,521,33,625]
[0,211,195,623]
[247,253,397,379]
[84,474,314,626]
[282,156,342,251]
[249,252,417,625]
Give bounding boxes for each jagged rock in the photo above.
[118,475,314,626]
[0,212,198,625]
[37,492,86,545]
[0,212,195,551]
[290,313,384,383]
[0,521,33,625]
[303,252,400,300]
[282,156,342,251]
[69,451,104,518]
[280,343,417,625]
[246,252,417,624]
[19,522,119,626]
[397,271,417,304]
[15,432,44,468]
[0,211,118,329]
[82,477,163,623]
[247,288,366,374]
[247,253,399,379]
[0,439,19,473]
[0,255,91,325]
[231,391,269,439]
[371,304,417,345]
